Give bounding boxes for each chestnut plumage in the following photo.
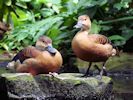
[72,15,116,78]
[7,35,63,75]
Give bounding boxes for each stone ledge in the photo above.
[0,73,113,100]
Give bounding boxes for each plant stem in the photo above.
[99,16,133,24]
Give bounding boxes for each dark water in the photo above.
[110,75,133,100]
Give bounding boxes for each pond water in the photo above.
[110,75,133,100]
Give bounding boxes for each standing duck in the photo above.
[72,15,116,78]
[7,35,63,75]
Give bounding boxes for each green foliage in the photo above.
[0,0,109,51]
[113,0,132,10]
[0,0,133,53]
[0,16,63,51]
[109,35,126,46]
[94,0,133,48]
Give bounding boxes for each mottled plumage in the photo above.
[12,46,41,63]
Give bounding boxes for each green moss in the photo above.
[1,73,34,82]
[64,79,82,85]
[36,73,112,89]
[57,73,111,87]
[101,76,112,84]
[0,68,10,75]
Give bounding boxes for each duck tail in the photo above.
[114,46,120,56]
[12,50,23,63]
[108,39,120,56]
[111,42,120,56]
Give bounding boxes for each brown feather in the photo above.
[72,15,116,62]
[9,36,63,75]
[88,34,110,44]
[72,15,117,77]
[12,46,41,63]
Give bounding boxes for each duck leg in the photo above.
[94,64,101,72]
[83,62,92,77]
[93,64,101,76]
[94,64,107,76]
[99,61,107,79]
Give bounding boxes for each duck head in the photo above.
[36,35,57,55]
[74,15,91,31]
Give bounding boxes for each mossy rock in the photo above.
[0,73,45,100]
[35,73,113,100]
[0,73,113,100]
[0,67,10,75]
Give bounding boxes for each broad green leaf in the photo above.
[31,0,42,9]
[66,0,78,14]
[16,30,29,41]
[113,40,126,46]
[101,25,112,31]
[91,20,101,34]
[5,0,12,6]
[28,25,37,36]
[78,0,92,8]
[15,2,27,9]
[40,8,54,17]
[60,26,68,30]
[48,0,61,5]
[52,5,60,13]
[113,3,122,10]
[0,0,4,9]
[22,39,32,46]
[113,0,131,10]
[19,0,31,2]
[109,35,126,41]
[97,0,107,6]
[1,43,9,51]
[73,0,78,4]
[109,35,126,46]
[38,0,47,3]
[122,29,133,41]
[55,32,70,40]
[91,0,107,6]
[30,16,63,41]
[8,42,14,47]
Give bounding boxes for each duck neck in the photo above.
[79,28,91,35]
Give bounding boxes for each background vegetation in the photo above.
[0,0,133,65]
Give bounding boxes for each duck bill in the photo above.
[74,21,83,28]
[46,44,57,55]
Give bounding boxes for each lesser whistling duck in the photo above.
[72,15,116,78]
[7,35,63,75]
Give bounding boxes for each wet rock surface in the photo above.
[0,73,113,100]
[0,73,45,100]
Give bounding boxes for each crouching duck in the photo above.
[7,35,63,75]
[72,15,116,78]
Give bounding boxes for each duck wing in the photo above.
[88,34,110,45]
[12,46,41,63]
